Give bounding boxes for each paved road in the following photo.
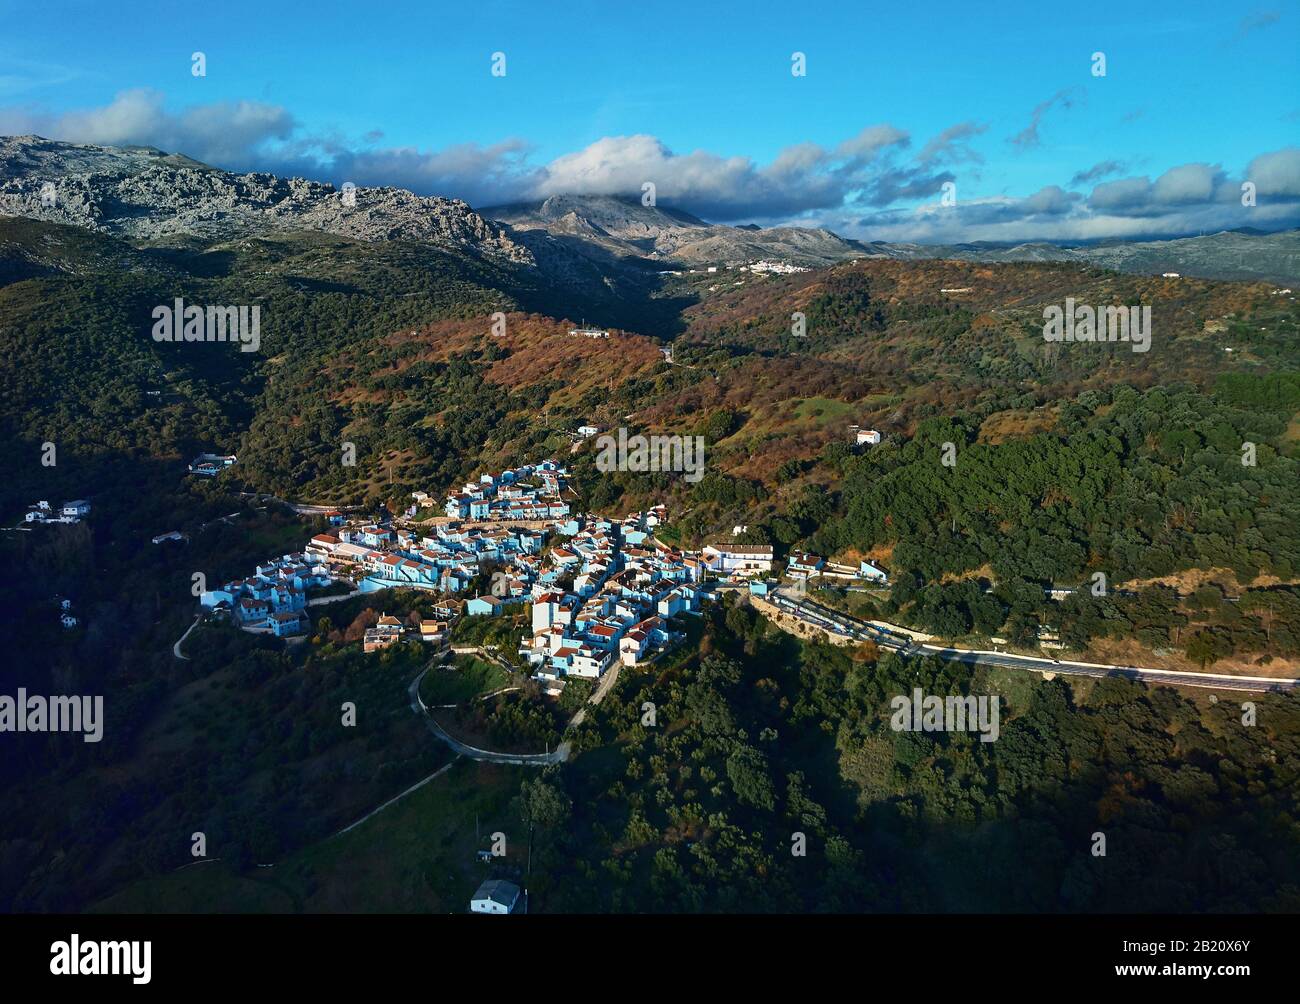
[239,492,357,516]
[196,510,244,533]
[409,668,564,766]
[911,643,1297,693]
[172,614,201,660]
[306,587,362,607]
[409,650,627,765]
[767,587,1298,694]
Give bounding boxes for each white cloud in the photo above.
[0,89,295,167]
[2,90,1296,243]
[1246,147,1300,197]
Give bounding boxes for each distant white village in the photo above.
[197,459,890,691]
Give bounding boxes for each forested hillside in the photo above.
[2,207,1299,914]
[531,605,1300,913]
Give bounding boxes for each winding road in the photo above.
[172,614,202,660]
[768,587,1299,694]
[408,651,624,765]
[409,668,566,766]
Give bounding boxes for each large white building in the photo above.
[702,544,774,576]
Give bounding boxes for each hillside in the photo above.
[869,229,1300,286]
[2,137,1300,920]
[488,193,869,266]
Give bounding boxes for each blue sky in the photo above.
[2,0,1297,242]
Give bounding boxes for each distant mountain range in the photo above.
[489,194,1300,285]
[484,193,871,267]
[2,135,1297,284]
[859,229,1300,286]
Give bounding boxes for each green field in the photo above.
[92,760,525,914]
[420,654,513,705]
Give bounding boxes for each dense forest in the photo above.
[2,210,1299,914]
[526,602,1300,912]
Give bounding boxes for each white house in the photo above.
[470,879,521,914]
[61,500,91,519]
[619,630,649,666]
[577,425,602,438]
[570,645,612,678]
[702,544,773,576]
[860,560,889,583]
[855,429,882,447]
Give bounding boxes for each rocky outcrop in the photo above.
[0,135,532,262]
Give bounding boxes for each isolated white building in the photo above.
[470,879,521,914]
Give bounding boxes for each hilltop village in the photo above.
[198,460,884,689]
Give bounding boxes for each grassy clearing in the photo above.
[91,760,524,914]
[420,655,513,705]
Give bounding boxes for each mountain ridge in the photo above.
[0,134,532,262]
[2,135,1298,283]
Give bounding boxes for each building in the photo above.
[235,597,271,626]
[419,620,448,643]
[702,544,774,576]
[470,878,521,914]
[787,552,824,576]
[269,610,306,637]
[577,425,602,438]
[855,429,882,447]
[188,453,237,476]
[860,560,889,583]
[363,614,405,653]
[27,500,89,524]
[467,595,516,617]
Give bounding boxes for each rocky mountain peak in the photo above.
[0,135,532,262]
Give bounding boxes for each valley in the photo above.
[1,137,1299,917]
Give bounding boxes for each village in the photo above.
[197,458,888,692]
